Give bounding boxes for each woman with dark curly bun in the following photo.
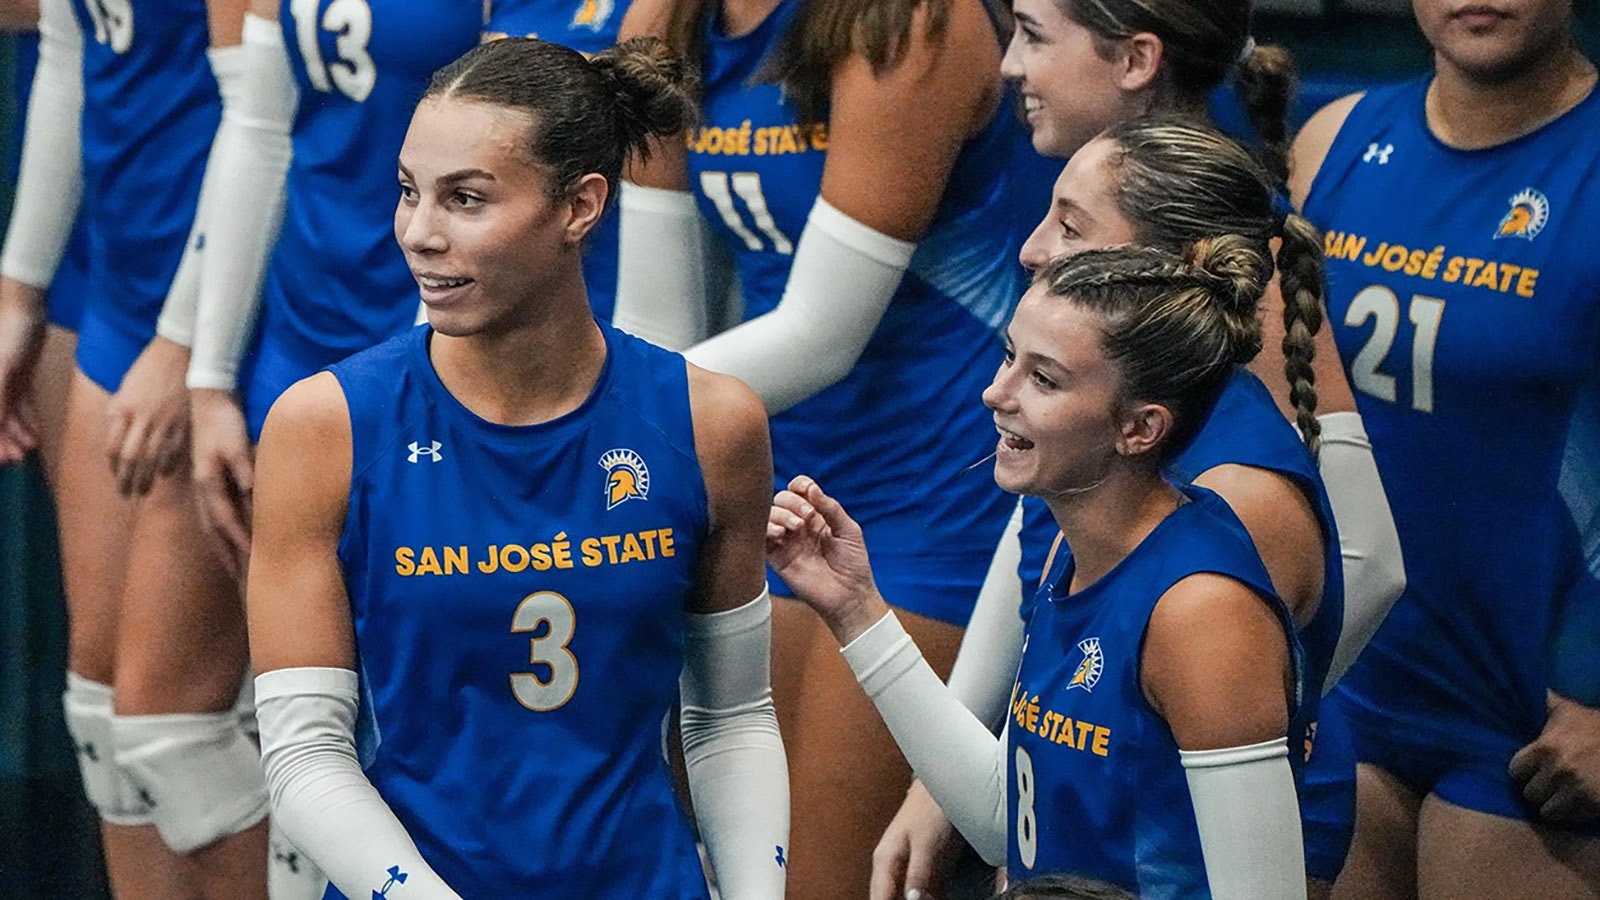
[246,38,790,899]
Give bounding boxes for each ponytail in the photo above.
[1233,42,1297,190]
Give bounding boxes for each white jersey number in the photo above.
[1014,744,1039,870]
[84,0,133,54]
[699,171,795,255]
[509,590,580,711]
[290,0,377,103]
[1345,285,1445,413]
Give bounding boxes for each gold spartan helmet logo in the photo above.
[608,468,640,507]
[598,449,650,510]
[571,0,614,30]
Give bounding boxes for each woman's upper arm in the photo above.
[247,0,278,21]
[1142,573,1293,752]
[818,0,1001,240]
[247,371,357,673]
[1190,464,1324,630]
[686,364,773,613]
[1288,92,1363,213]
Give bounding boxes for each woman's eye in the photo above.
[453,191,484,208]
[1031,370,1058,389]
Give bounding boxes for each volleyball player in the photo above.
[1294,0,1600,891]
[248,37,788,898]
[770,240,1309,898]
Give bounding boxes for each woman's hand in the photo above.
[766,474,887,644]
[191,387,255,580]
[871,778,964,900]
[0,277,48,463]
[106,335,190,495]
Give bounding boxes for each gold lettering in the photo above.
[443,546,468,575]
[395,547,415,576]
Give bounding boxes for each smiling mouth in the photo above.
[998,426,1035,452]
[417,274,472,290]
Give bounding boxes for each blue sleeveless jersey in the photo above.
[1304,77,1600,755]
[686,0,1027,623]
[247,0,627,438]
[489,0,629,323]
[325,323,710,898]
[1006,486,1300,897]
[72,0,217,391]
[9,33,89,331]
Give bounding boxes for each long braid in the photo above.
[1277,214,1325,452]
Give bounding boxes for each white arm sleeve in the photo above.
[684,197,916,414]
[255,667,462,900]
[680,589,789,899]
[947,499,1026,730]
[841,611,1009,865]
[0,0,82,289]
[1316,411,1406,690]
[1181,738,1307,900]
[612,182,710,350]
[186,13,296,391]
[156,39,252,347]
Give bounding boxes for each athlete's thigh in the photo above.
[32,324,78,484]
[55,369,137,682]
[112,460,248,716]
[1330,764,1422,900]
[1417,795,1600,898]
[779,597,965,899]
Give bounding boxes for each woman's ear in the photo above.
[1116,32,1165,94]
[1116,400,1174,457]
[564,172,610,245]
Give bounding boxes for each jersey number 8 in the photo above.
[290,0,377,103]
[509,590,579,711]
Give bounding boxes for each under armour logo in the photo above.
[1363,142,1394,164]
[407,441,442,463]
[137,787,157,809]
[273,849,301,874]
[775,845,786,868]
[373,865,408,899]
[77,740,99,763]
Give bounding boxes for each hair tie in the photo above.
[1236,36,1257,65]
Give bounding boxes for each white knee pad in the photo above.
[110,710,270,854]
[61,673,153,825]
[268,818,328,900]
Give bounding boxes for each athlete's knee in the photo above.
[110,709,270,854]
[62,673,154,825]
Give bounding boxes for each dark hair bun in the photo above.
[591,37,699,156]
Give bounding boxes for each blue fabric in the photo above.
[689,0,1027,622]
[1305,77,1600,816]
[1007,485,1300,897]
[324,323,710,897]
[71,0,217,387]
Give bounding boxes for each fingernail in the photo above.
[906,890,926,900]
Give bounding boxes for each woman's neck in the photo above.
[429,282,607,427]
[720,0,784,37]
[1427,45,1597,149]
[1045,467,1184,594]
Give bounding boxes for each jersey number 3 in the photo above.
[510,590,579,711]
[1345,285,1445,413]
[290,0,377,103]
